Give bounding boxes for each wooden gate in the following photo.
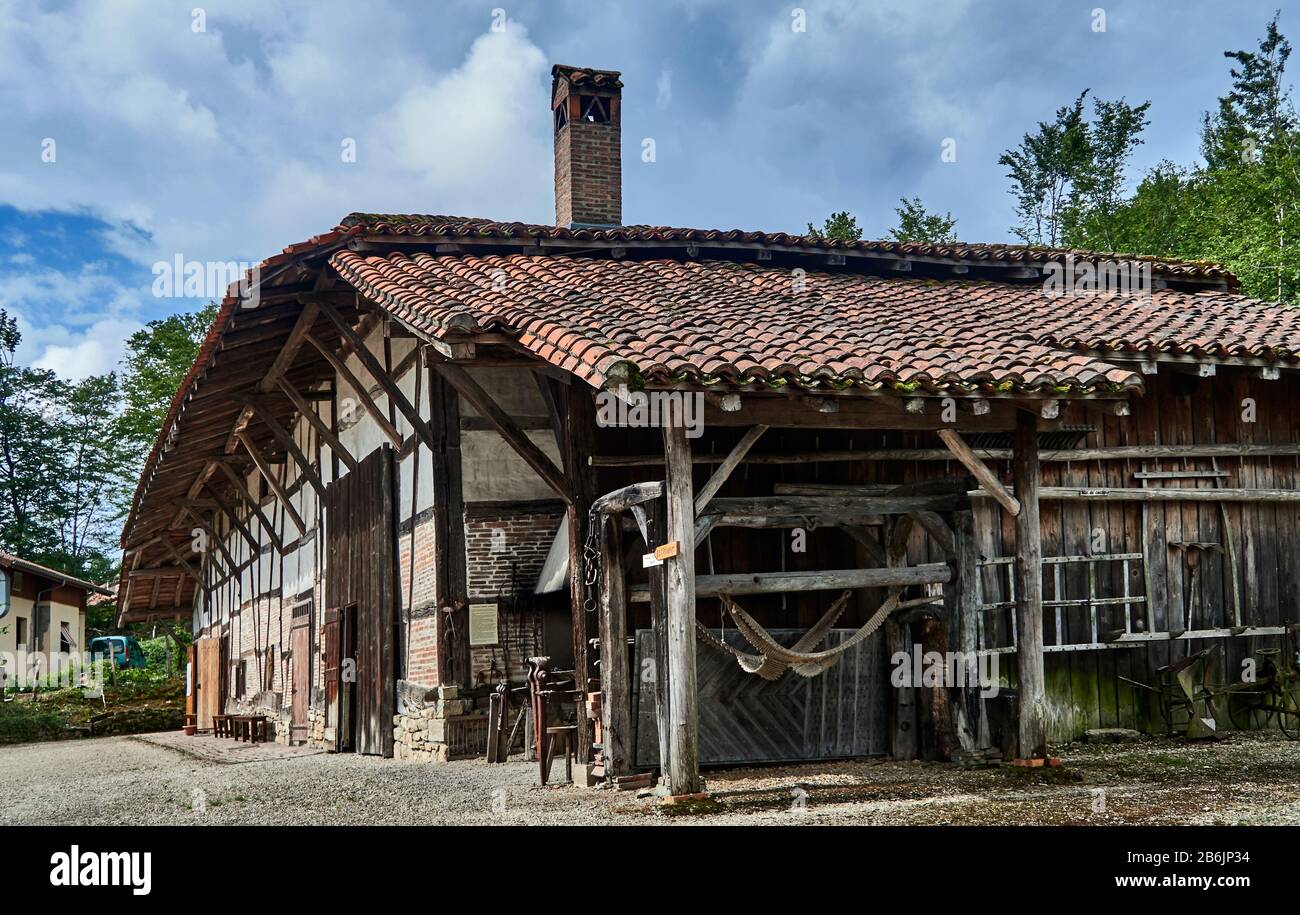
[324,446,399,757]
[633,628,888,767]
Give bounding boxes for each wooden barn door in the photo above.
[324,445,399,757]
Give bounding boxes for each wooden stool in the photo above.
[543,725,576,785]
[213,714,231,738]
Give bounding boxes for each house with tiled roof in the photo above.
[118,65,1300,790]
[1,553,111,691]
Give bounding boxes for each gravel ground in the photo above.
[3,730,1300,825]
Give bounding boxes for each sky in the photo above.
[0,0,1291,380]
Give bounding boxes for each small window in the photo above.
[59,622,75,653]
[15,617,26,647]
[579,95,609,123]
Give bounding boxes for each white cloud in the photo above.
[31,316,144,381]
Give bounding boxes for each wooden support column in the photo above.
[945,508,984,752]
[598,519,631,777]
[428,357,469,687]
[1012,410,1047,761]
[662,422,701,796]
[557,382,595,763]
[642,497,673,778]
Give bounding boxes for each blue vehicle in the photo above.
[88,636,146,669]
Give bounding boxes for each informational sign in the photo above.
[469,602,500,647]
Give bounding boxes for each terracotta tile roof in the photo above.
[336,213,1237,285]
[333,250,1293,394]
[551,64,623,88]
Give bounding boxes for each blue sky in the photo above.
[0,0,1291,378]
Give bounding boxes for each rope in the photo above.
[697,590,942,679]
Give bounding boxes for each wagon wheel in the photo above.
[1227,685,1267,732]
[1278,678,1300,740]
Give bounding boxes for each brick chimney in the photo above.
[551,64,622,228]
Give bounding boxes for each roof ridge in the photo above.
[334,213,1235,280]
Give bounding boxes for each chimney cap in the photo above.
[550,64,623,90]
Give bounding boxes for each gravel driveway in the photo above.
[3,731,1300,825]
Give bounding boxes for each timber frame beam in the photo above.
[316,299,436,453]
[937,428,1020,516]
[432,360,575,505]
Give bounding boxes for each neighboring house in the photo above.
[116,65,1300,794]
[0,553,112,688]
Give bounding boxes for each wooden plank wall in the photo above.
[324,445,399,757]
[594,367,1300,750]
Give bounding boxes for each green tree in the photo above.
[889,197,958,244]
[805,211,863,242]
[1195,12,1300,303]
[0,309,123,579]
[115,303,215,468]
[999,91,1151,248]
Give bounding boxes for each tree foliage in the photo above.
[889,197,958,244]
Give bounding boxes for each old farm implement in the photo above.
[1120,626,1300,739]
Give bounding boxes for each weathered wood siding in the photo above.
[324,445,400,757]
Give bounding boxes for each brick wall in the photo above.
[464,503,563,686]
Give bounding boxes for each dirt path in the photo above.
[1,731,1297,826]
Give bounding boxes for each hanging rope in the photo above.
[697,589,942,679]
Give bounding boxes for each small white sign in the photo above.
[469,602,500,646]
[642,553,663,568]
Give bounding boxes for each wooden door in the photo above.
[323,446,399,757]
[185,643,197,719]
[633,628,888,766]
[291,624,310,741]
[194,637,222,730]
[323,613,341,750]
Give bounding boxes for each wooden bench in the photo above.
[212,714,231,738]
[231,715,270,744]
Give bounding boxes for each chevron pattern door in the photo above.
[633,628,888,767]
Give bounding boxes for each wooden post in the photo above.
[427,358,469,687]
[599,520,631,777]
[1012,410,1047,760]
[662,422,701,795]
[557,383,595,763]
[945,508,984,751]
[644,497,673,779]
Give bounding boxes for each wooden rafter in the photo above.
[236,431,307,536]
[278,379,358,472]
[204,481,261,554]
[245,399,326,498]
[433,361,574,504]
[694,424,767,516]
[214,460,285,552]
[260,301,320,393]
[317,300,435,452]
[937,428,1020,516]
[303,331,402,446]
[178,503,238,573]
[157,539,203,586]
